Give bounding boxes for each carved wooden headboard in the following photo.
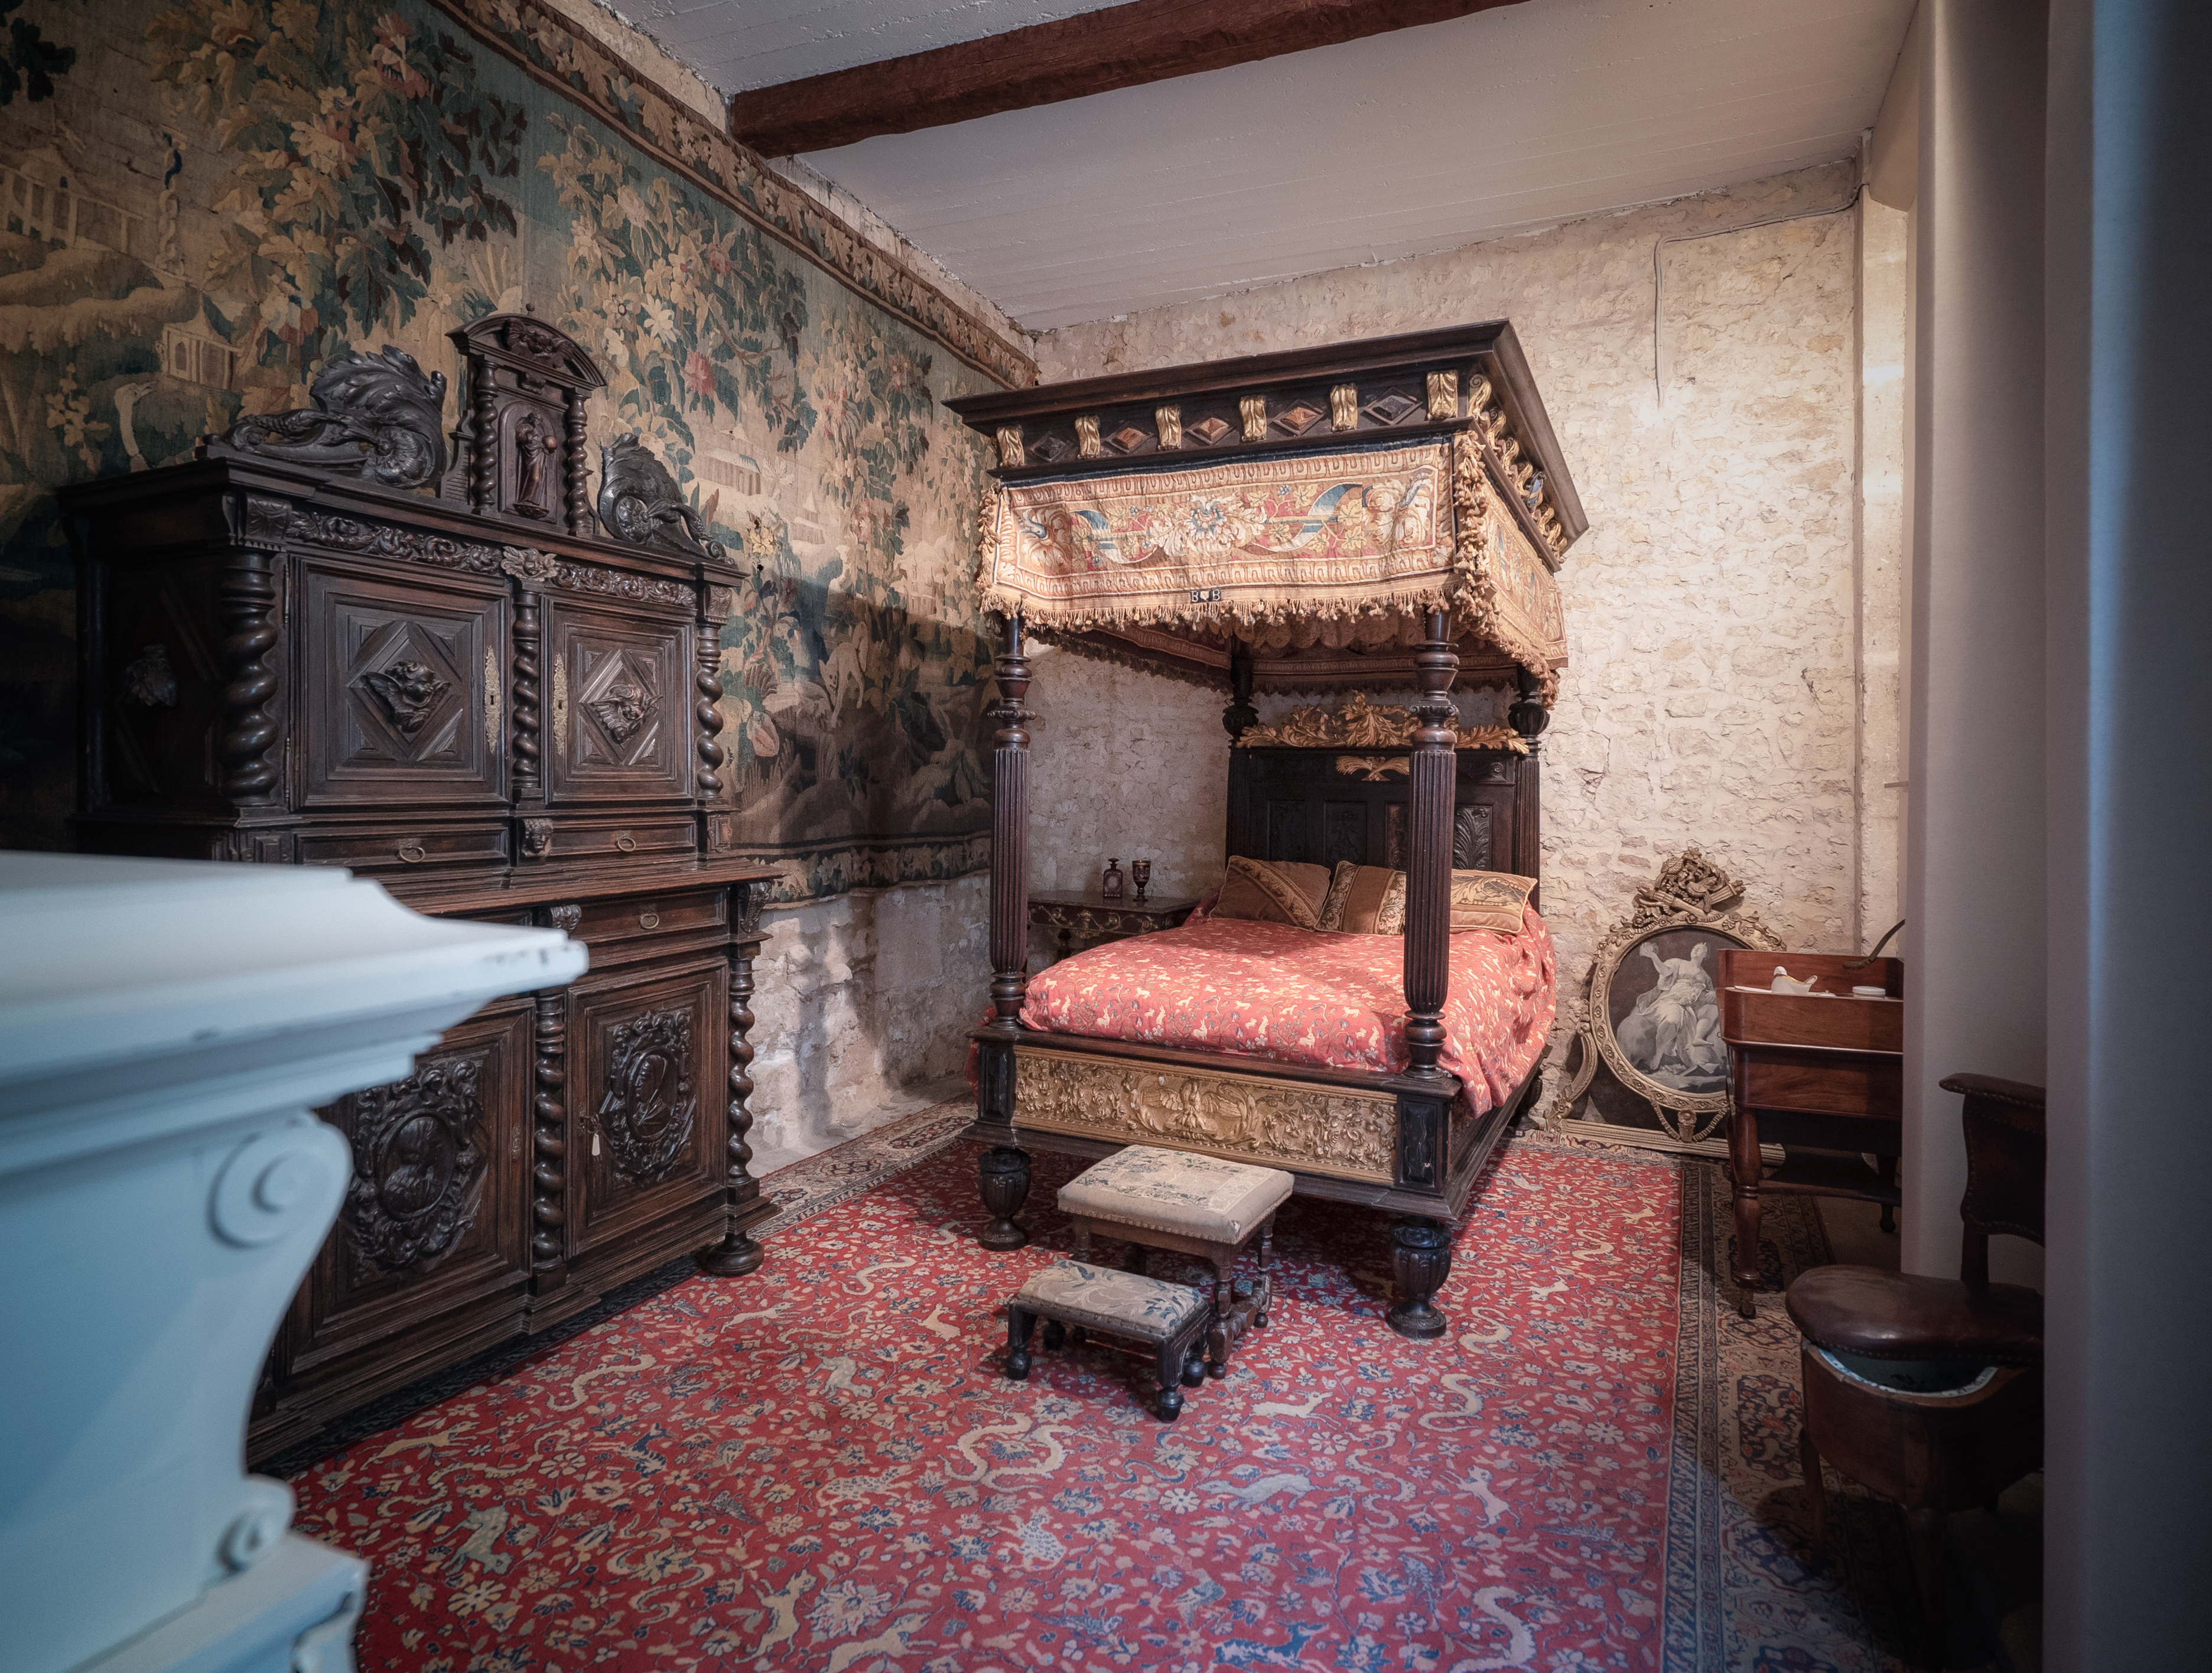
[1226,746,1541,900]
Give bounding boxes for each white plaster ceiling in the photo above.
[744,0,1914,331]
[627,0,1128,93]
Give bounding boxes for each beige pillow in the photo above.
[1320,861,1405,934]
[1368,869,1535,936]
[1449,870,1537,934]
[1212,856,1333,929]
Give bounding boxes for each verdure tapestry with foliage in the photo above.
[0,0,1006,896]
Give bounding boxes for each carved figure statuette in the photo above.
[512,408,557,520]
[595,433,726,560]
[222,345,448,488]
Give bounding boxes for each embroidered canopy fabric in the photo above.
[1019,911,1558,1116]
[977,436,1567,691]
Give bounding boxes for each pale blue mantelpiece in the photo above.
[0,854,587,1673]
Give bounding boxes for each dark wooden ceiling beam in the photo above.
[728,0,1529,157]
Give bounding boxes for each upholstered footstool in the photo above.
[1006,1260,1211,1421]
[1058,1145,1293,1378]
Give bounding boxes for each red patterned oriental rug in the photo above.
[287,1105,1917,1670]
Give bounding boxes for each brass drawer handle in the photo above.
[396,841,427,864]
[638,910,660,930]
[613,832,637,854]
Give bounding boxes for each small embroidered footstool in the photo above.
[1006,1260,1211,1421]
[1058,1145,1294,1378]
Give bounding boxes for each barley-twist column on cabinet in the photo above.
[530,984,568,1284]
[700,880,769,1275]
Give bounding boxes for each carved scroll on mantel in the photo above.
[214,346,448,488]
[1013,1046,1397,1185]
[1234,692,1527,754]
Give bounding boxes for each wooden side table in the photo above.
[1716,951,1903,1311]
[1029,888,1199,963]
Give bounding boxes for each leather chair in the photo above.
[1785,1073,2044,1661]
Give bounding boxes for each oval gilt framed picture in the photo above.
[1589,923,1758,1115]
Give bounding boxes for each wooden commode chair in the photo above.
[1785,1073,2045,1659]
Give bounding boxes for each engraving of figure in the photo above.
[1616,940,1728,1092]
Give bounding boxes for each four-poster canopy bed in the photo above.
[945,323,1585,1336]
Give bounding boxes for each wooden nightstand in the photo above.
[1029,889,1199,963]
[1717,950,1904,1310]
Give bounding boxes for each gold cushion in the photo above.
[1211,855,1331,930]
[1012,1260,1205,1342]
[1367,868,1532,935]
[1449,870,1537,934]
[1058,1144,1294,1244]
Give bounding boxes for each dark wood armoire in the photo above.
[60,316,778,1464]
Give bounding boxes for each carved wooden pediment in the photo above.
[446,313,607,532]
[452,312,609,391]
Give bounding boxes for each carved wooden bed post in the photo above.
[976,610,1035,1248]
[1509,665,1550,907]
[1390,608,1460,1339]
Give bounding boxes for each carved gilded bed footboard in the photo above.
[1013,1044,1400,1184]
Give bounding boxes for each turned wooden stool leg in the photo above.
[1257,1216,1275,1327]
[1800,1427,1828,1552]
[1005,1308,1036,1380]
[1153,1339,1183,1421]
[1072,1226,1091,1263]
[1207,1260,1233,1378]
[1041,1319,1066,1352]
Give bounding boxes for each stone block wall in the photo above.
[1031,159,1905,1004]
[748,876,989,1153]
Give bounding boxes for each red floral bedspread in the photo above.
[1020,910,1557,1114]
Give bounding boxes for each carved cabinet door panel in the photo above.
[301,560,509,808]
[288,1000,532,1386]
[544,600,691,802]
[89,558,230,813]
[566,957,726,1261]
